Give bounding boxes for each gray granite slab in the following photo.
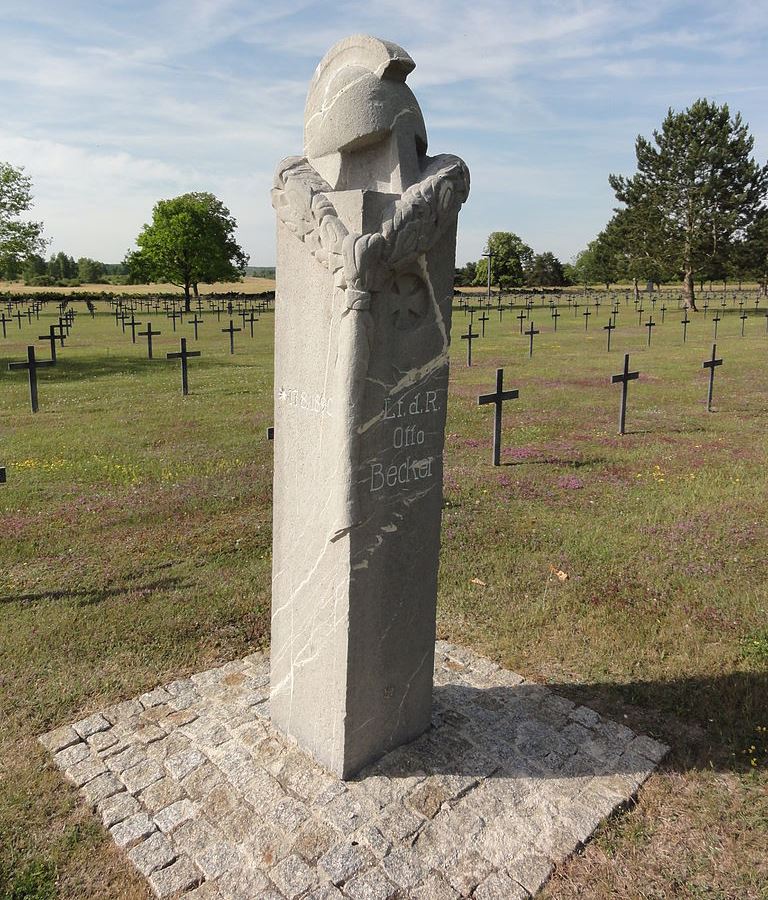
[40,643,667,898]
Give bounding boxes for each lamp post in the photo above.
[482,249,493,307]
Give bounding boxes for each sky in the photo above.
[2,0,767,268]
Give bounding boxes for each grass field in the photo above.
[1,290,766,899]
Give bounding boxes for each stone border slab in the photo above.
[40,642,668,898]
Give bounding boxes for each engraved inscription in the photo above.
[370,389,441,492]
[278,386,333,417]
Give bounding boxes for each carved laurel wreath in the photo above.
[271,154,470,311]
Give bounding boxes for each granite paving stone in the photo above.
[473,870,530,900]
[64,756,107,788]
[98,791,142,829]
[38,725,80,754]
[154,798,198,834]
[270,853,317,898]
[72,713,112,739]
[110,811,157,849]
[39,644,667,898]
[146,856,201,898]
[343,867,398,900]
[127,831,177,875]
[81,771,125,805]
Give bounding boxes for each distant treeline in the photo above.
[1,254,276,288]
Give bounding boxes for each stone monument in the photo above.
[270,35,470,778]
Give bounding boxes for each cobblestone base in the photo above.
[40,642,667,899]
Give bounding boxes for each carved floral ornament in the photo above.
[271,153,470,320]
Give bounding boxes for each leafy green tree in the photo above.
[609,99,768,310]
[576,229,621,289]
[473,232,534,290]
[127,192,248,311]
[527,252,566,287]
[77,257,106,283]
[454,260,476,287]
[0,162,47,280]
[48,251,77,280]
[22,253,47,284]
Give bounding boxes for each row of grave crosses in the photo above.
[455,293,764,367]
[475,345,725,465]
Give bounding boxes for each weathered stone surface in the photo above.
[127,831,177,875]
[147,856,201,898]
[81,772,124,805]
[72,713,112,739]
[270,35,470,779]
[344,867,398,900]
[318,839,371,885]
[270,853,317,898]
[65,756,107,788]
[474,871,529,900]
[38,644,667,899]
[155,798,198,834]
[98,790,141,828]
[39,724,80,754]
[110,811,156,849]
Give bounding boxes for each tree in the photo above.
[527,252,566,287]
[0,162,47,280]
[609,100,768,310]
[77,257,106,283]
[473,232,534,290]
[575,229,620,289]
[127,192,248,310]
[454,260,476,287]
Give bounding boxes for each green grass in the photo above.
[1,291,766,899]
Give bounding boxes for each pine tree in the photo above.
[609,100,768,310]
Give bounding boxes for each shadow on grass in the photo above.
[0,575,191,608]
[32,354,223,382]
[501,456,608,468]
[538,672,768,776]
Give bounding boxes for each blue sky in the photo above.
[2,0,766,267]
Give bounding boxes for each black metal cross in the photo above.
[0,312,9,338]
[712,313,721,339]
[702,343,723,412]
[525,321,539,358]
[138,322,162,359]
[38,324,59,363]
[603,319,616,351]
[611,353,639,435]
[168,308,183,332]
[551,308,560,331]
[583,307,592,330]
[739,311,748,336]
[13,310,24,329]
[478,368,519,466]
[188,315,204,340]
[128,313,143,344]
[222,319,242,354]
[516,309,527,334]
[478,311,490,337]
[461,323,478,366]
[8,345,55,413]
[660,304,667,323]
[247,311,258,337]
[681,313,690,342]
[645,316,656,346]
[166,337,201,396]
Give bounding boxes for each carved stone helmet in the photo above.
[303,35,428,162]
